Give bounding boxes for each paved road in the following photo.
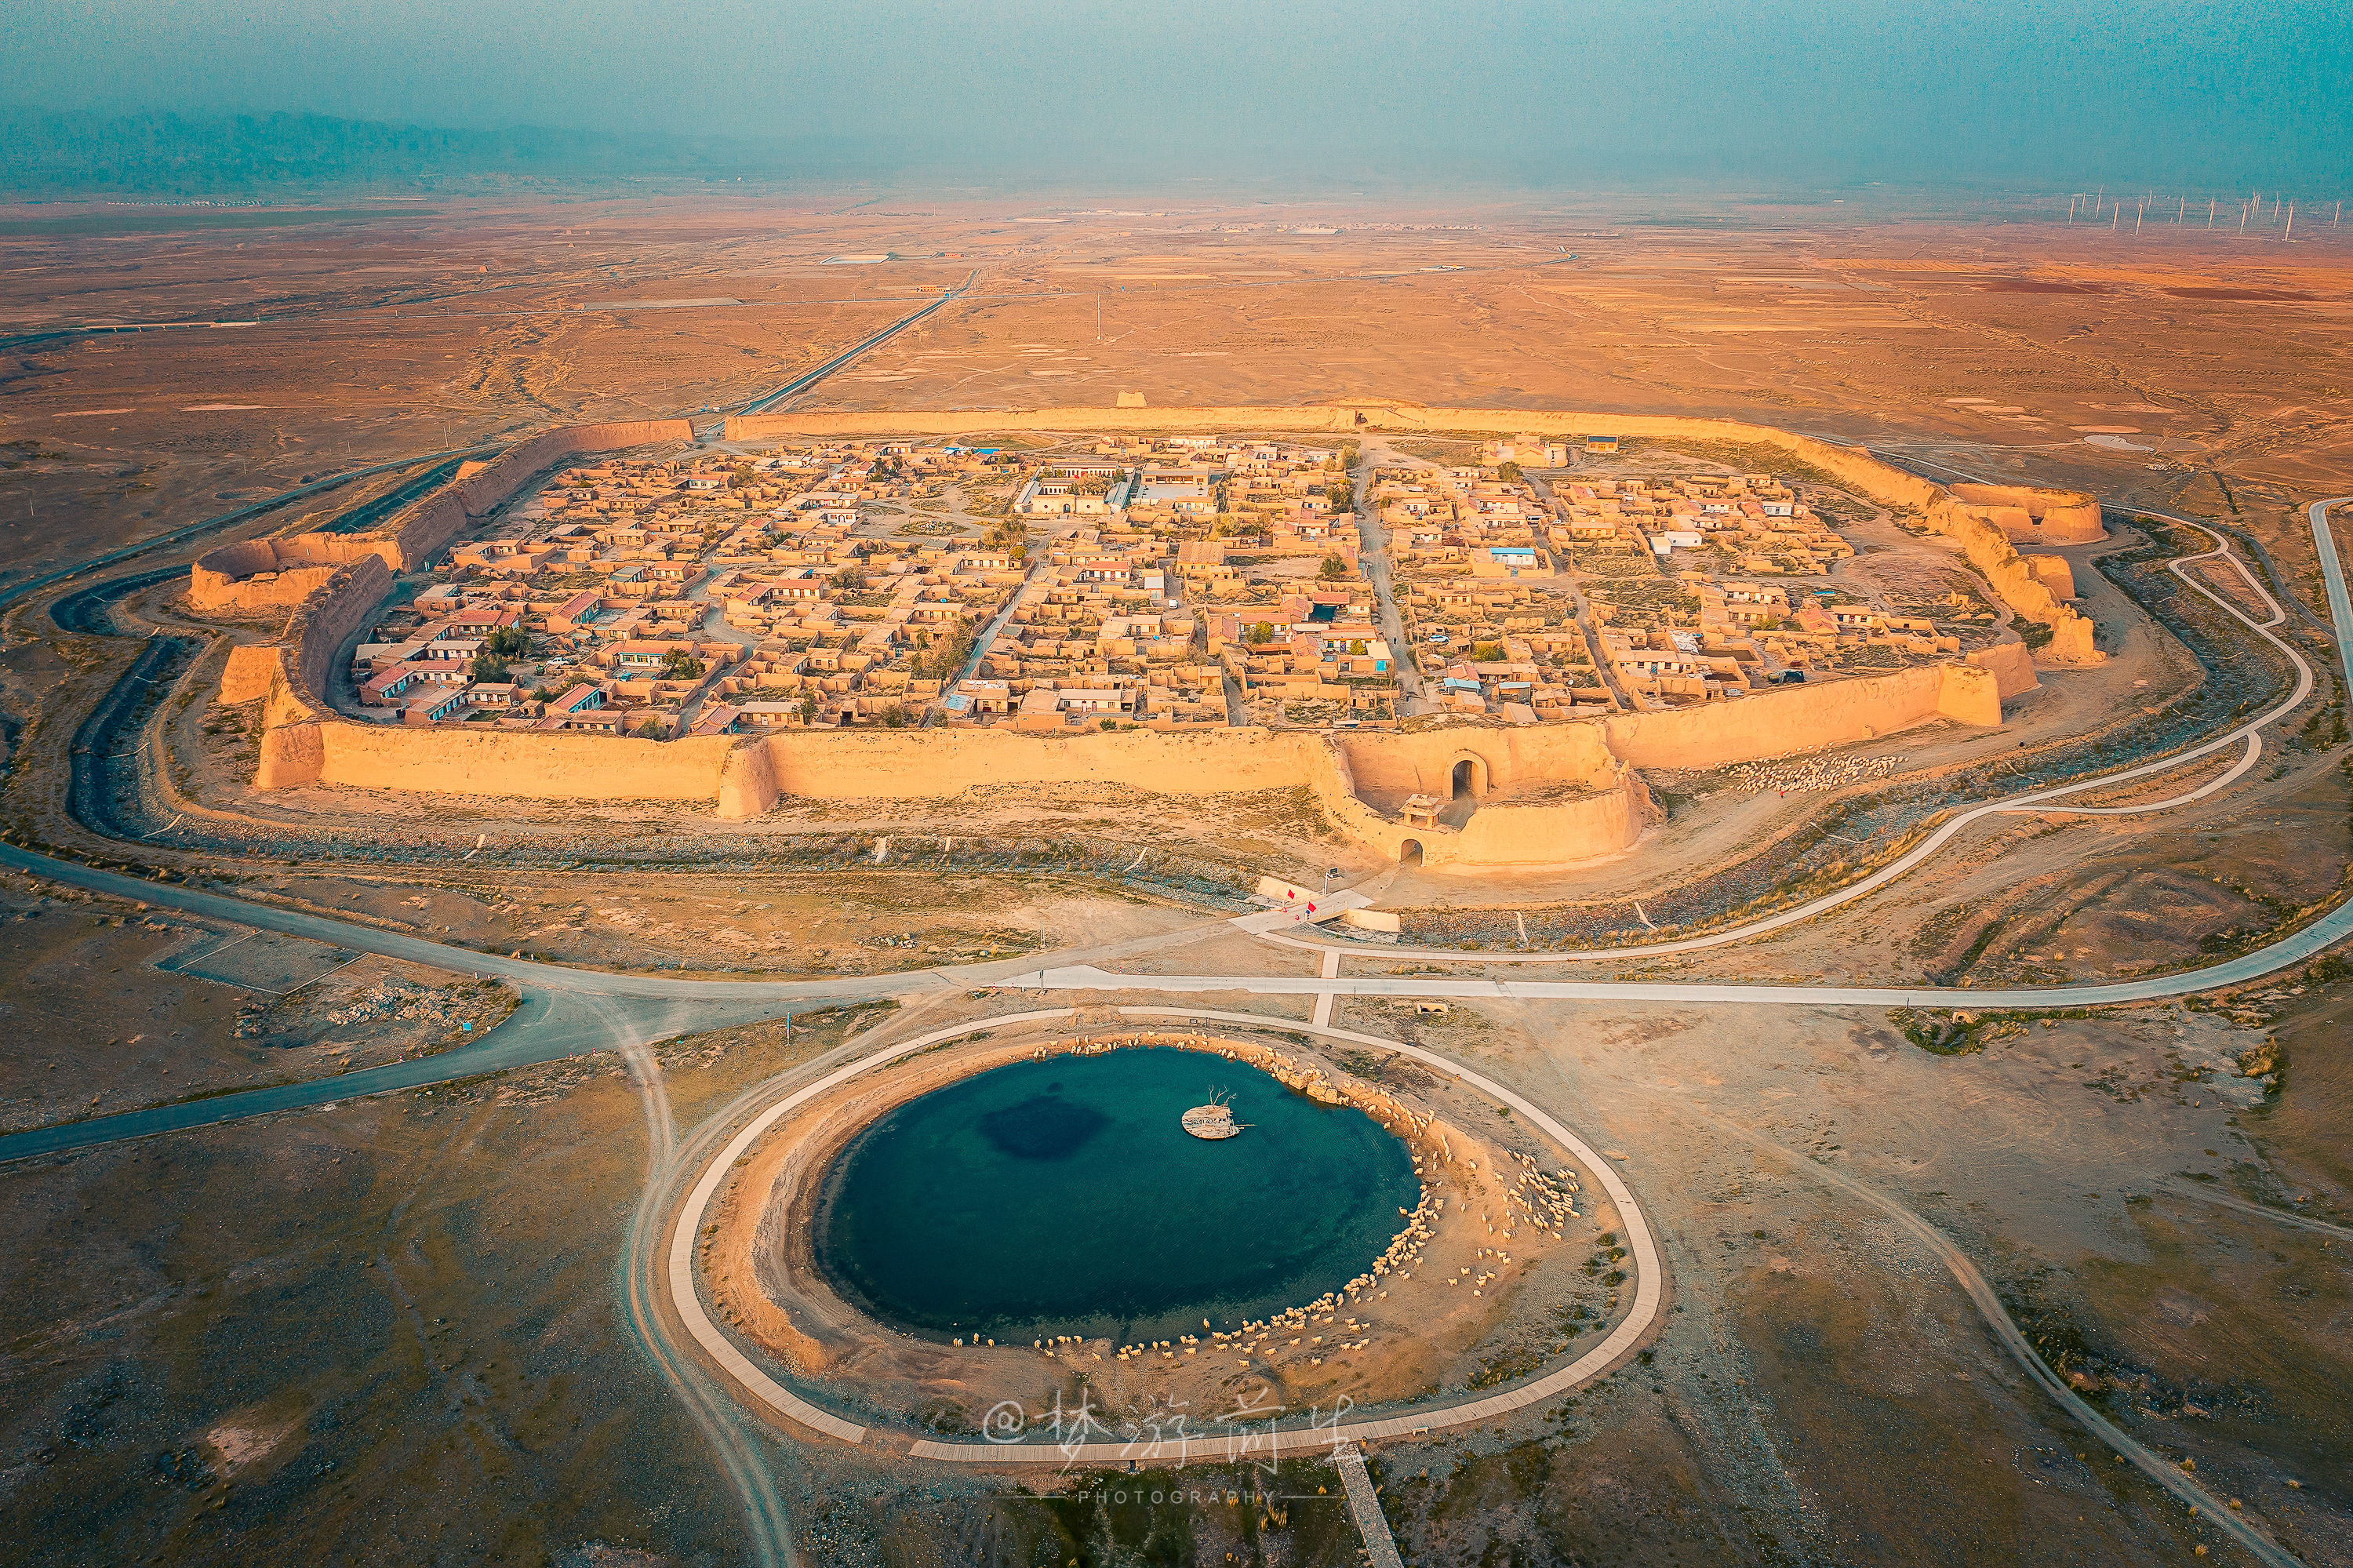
[2309,497,2353,697]
[733,271,974,419]
[0,979,865,1164]
[0,446,498,613]
[12,695,2353,1165]
[9,432,2345,1560]
[661,1006,1667,1466]
[0,839,1232,1162]
[9,459,2347,1168]
[947,550,1049,700]
[1012,875,2353,1005]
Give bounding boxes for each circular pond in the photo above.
[812,1047,1420,1343]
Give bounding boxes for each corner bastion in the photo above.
[189,420,693,613]
[1947,482,2107,547]
[211,409,2082,871]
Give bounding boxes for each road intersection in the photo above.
[3,399,2345,1568]
[4,505,2349,1162]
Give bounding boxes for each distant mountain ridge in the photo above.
[0,111,880,195]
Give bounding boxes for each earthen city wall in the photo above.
[190,534,398,613]
[189,420,694,612]
[216,410,2087,869]
[1949,482,2107,546]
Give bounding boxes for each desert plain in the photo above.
[2,188,2352,1566]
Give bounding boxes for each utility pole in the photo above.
[2285,202,2294,241]
[2135,201,2144,235]
[2208,198,2216,228]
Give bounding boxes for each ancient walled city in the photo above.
[195,406,2090,870]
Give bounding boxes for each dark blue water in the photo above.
[813,1047,1419,1343]
[322,457,464,533]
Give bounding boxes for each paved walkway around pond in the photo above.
[662,1005,1667,1466]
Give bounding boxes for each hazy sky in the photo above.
[9,0,2350,189]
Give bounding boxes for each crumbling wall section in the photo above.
[1967,640,2042,700]
[1950,483,2106,545]
[190,533,400,611]
[218,643,289,706]
[1922,495,2102,664]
